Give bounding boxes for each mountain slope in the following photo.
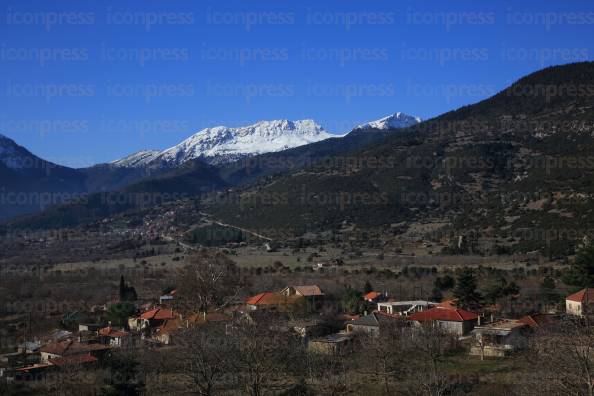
[4,110,420,228]
[207,62,594,256]
[0,134,87,221]
[9,160,226,229]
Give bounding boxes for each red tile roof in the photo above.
[566,288,594,303]
[98,327,128,338]
[15,364,52,373]
[49,354,98,366]
[364,291,382,301]
[408,307,479,322]
[434,299,458,309]
[246,292,300,306]
[246,292,269,305]
[518,314,557,328]
[40,340,110,356]
[140,308,178,320]
[284,285,324,297]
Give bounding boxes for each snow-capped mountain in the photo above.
[356,112,421,130]
[112,119,334,167]
[110,113,421,169]
[110,150,161,168]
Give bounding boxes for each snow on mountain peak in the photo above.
[110,150,161,168]
[157,119,332,165]
[111,119,333,167]
[357,112,421,130]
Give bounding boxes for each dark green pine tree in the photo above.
[119,275,126,302]
[563,244,594,288]
[364,280,373,294]
[541,276,560,304]
[453,268,482,310]
[430,287,443,302]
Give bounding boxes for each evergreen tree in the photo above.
[453,268,482,310]
[563,244,594,288]
[119,275,126,301]
[430,287,443,302]
[119,275,137,302]
[541,276,560,304]
[342,286,363,314]
[483,276,520,304]
[106,302,136,328]
[364,280,373,294]
[434,275,455,291]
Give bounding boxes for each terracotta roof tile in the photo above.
[98,327,128,338]
[408,307,479,322]
[364,291,382,301]
[246,292,301,306]
[519,314,557,328]
[566,288,594,303]
[49,354,98,366]
[434,299,458,309]
[292,285,324,297]
[40,340,110,356]
[140,308,178,320]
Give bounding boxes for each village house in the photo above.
[10,363,54,381]
[408,307,479,336]
[0,350,39,374]
[346,311,405,336]
[46,354,99,369]
[377,300,435,316]
[289,320,326,339]
[308,332,355,355]
[77,330,101,344]
[153,312,232,345]
[565,288,594,317]
[280,285,324,310]
[153,318,183,345]
[39,340,110,364]
[245,292,303,311]
[128,307,179,332]
[281,285,324,298]
[470,319,529,358]
[98,326,133,348]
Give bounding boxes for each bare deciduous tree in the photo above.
[177,251,242,314]
[528,316,594,396]
[167,324,235,396]
[407,323,457,396]
[357,321,408,395]
[233,319,300,396]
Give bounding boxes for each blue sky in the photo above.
[0,0,593,167]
